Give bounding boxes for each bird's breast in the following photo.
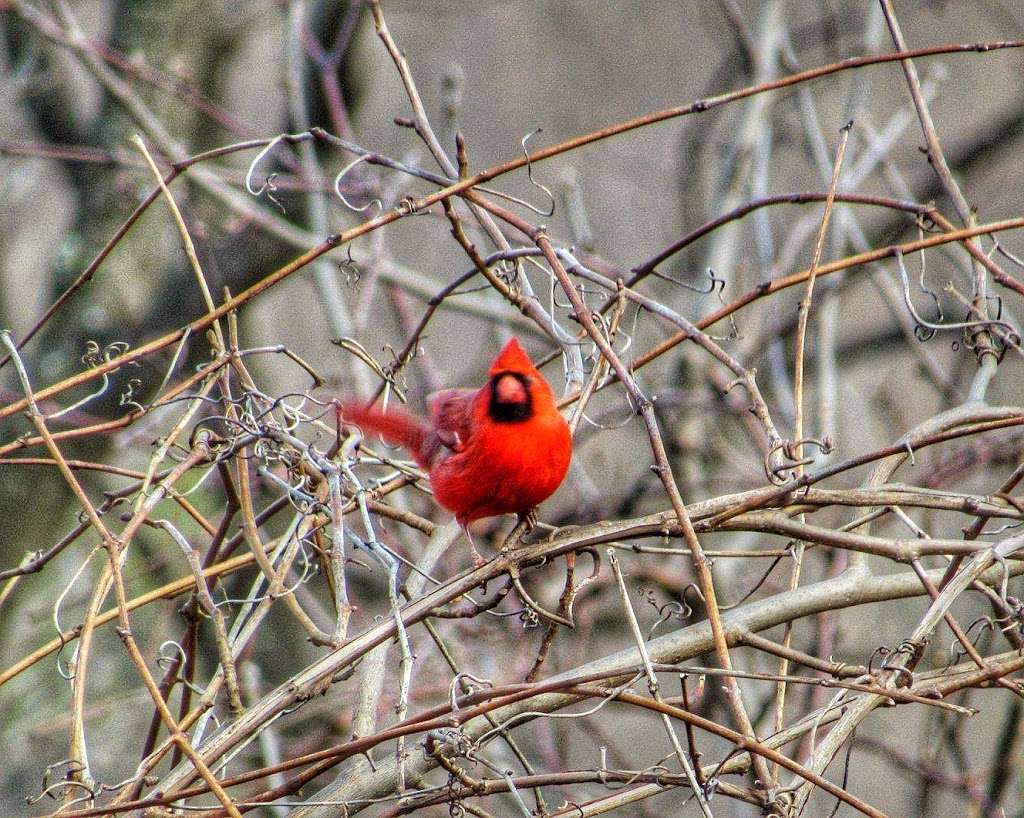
[429,414,571,523]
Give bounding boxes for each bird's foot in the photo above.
[501,510,537,553]
[518,509,539,530]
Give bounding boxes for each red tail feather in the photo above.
[338,403,430,469]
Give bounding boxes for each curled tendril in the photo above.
[157,639,190,670]
[119,377,144,412]
[765,436,834,484]
[950,293,1022,360]
[36,758,86,800]
[449,672,493,712]
[764,790,798,818]
[427,726,476,760]
[896,249,1019,350]
[246,135,288,213]
[910,236,943,341]
[949,617,995,668]
[395,195,431,216]
[867,639,923,687]
[517,607,541,628]
[866,644,888,676]
[48,341,139,420]
[701,267,740,340]
[639,583,704,638]
[332,153,383,215]
[509,568,573,628]
[340,243,361,287]
[646,599,692,640]
[993,596,1024,637]
[27,778,95,807]
[81,339,130,368]
[519,128,555,217]
[651,266,725,296]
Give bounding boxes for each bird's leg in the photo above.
[462,524,487,567]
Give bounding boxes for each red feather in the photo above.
[339,338,572,528]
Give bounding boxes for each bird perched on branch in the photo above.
[338,338,572,564]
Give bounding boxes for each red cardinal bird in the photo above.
[339,338,571,562]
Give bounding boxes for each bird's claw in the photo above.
[519,509,539,530]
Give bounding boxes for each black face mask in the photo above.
[487,372,534,423]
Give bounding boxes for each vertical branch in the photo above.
[877,0,998,378]
[876,1,971,225]
[792,122,851,461]
[154,519,244,717]
[286,0,371,395]
[366,0,564,352]
[530,234,773,793]
[327,469,355,643]
[773,124,851,779]
[235,447,332,644]
[609,551,714,817]
[133,134,226,354]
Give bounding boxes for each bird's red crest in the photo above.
[488,338,535,375]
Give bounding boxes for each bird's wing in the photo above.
[427,388,476,452]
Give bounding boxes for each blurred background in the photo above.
[3,1,1024,816]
